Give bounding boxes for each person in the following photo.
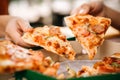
[71,0,120,30]
[0,15,33,47]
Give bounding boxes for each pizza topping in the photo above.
[53,42,60,49]
[103,57,120,68]
[111,62,120,68]
[56,46,66,54]
[103,57,120,65]
[28,29,34,34]
[49,27,60,36]
[101,18,111,27]
[46,41,52,46]
[81,29,90,37]
[34,35,45,45]
[58,35,66,42]
[90,25,105,34]
[77,66,98,77]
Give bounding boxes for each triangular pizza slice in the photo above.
[65,14,111,59]
[22,26,76,60]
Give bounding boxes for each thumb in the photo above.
[79,4,90,14]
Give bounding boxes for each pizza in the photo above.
[57,53,120,79]
[93,53,120,74]
[77,66,98,77]
[22,25,76,60]
[0,40,59,77]
[77,53,120,77]
[64,14,111,59]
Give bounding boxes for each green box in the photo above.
[15,70,120,80]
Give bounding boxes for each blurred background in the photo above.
[0,0,89,27]
[0,0,120,38]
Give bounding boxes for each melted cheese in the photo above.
[0,60,15,66]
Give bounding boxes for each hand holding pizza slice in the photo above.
[65,14,111,59]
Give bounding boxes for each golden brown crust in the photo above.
[65,14,111,59]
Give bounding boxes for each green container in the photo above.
[15,70,57,80]
[15,70,120,80]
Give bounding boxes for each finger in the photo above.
[6,29,34,47]
[13,36,34,47]
[71,3,90,15]
[79,4,90,14]
[16,18,33,32]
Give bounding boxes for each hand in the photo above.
[71,1,105,16]
[5,18,33,47]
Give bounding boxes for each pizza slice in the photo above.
[0,40,59,77]
[65,14,111,59]
[22,26,76,60]
[94,53,120,74]
[76,53,120,78]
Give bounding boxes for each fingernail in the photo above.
[79,9,86,14]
